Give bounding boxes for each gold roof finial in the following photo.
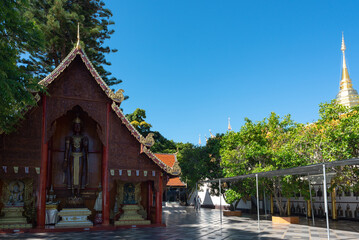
[341,33,350,82]
[341,32,347,72]
[228,117,232,131]
[198,134,201,146]
[76,22,81,49]
[209,129,215,138]
[341,32,346,51]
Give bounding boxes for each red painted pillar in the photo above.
[147,181,152,220]
[155,174,163,224]
[37,95,48,228]
[46,140,52,189]
[102,102,110,225]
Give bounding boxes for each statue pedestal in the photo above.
[115,204,150,226]
[46,203,59,225]
[0,206,32,229]
[55,208,93,228]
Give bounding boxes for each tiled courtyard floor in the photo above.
[2,205,359,239]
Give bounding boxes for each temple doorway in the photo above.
[48,106,102,223]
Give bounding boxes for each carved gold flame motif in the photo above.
[109,89,125,104]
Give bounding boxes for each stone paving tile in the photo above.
[2,206,359,239]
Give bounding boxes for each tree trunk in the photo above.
[272,180,286,216]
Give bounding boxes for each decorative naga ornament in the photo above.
[109,89,125,104]
[140,133,155,147]
[168,161,181,175]
[336,33,359,107]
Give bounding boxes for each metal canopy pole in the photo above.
[219,179,222,224]
[322,164,330,240]
[308,176,315,226]
[263,189,267,217]
[256,174,260,231]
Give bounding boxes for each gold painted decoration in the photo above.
[116,181,125,205]
[134,183,141,203]
[109,89,125,104]
[168,161,181,176]
[0,179,35,227]
[140,133,155,147]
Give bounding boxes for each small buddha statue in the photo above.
[7,182,24,206]
[123,183,136,204]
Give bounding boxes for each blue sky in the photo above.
[104,0,359,144]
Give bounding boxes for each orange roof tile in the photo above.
[154,153,176,168]
[167,177,186,187]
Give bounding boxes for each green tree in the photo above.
[220,102,359,215]
[22,0,121,86]
[293,100,359,192]
[126,108,177,153]
[126,108,152,135]
[177,136,224,196]
[150,131,177,153]
[0,0,44,133]
[220,113,308,215]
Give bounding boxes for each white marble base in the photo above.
[56,208,93,228]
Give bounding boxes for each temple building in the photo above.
[336,34,359,107]
[154,154,186,202]
[0,34,179,231]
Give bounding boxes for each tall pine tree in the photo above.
[23,0,121,86]
[0,0,44,133]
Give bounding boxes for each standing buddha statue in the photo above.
[63,115,89,197]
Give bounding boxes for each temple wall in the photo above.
[0,107,42,191]
[0,107,42,217]
[0,107,42,170]
[108,110,163,186]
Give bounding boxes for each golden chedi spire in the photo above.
[336,33,359,107]
[228,117,232,131]
[198,134,202,146]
